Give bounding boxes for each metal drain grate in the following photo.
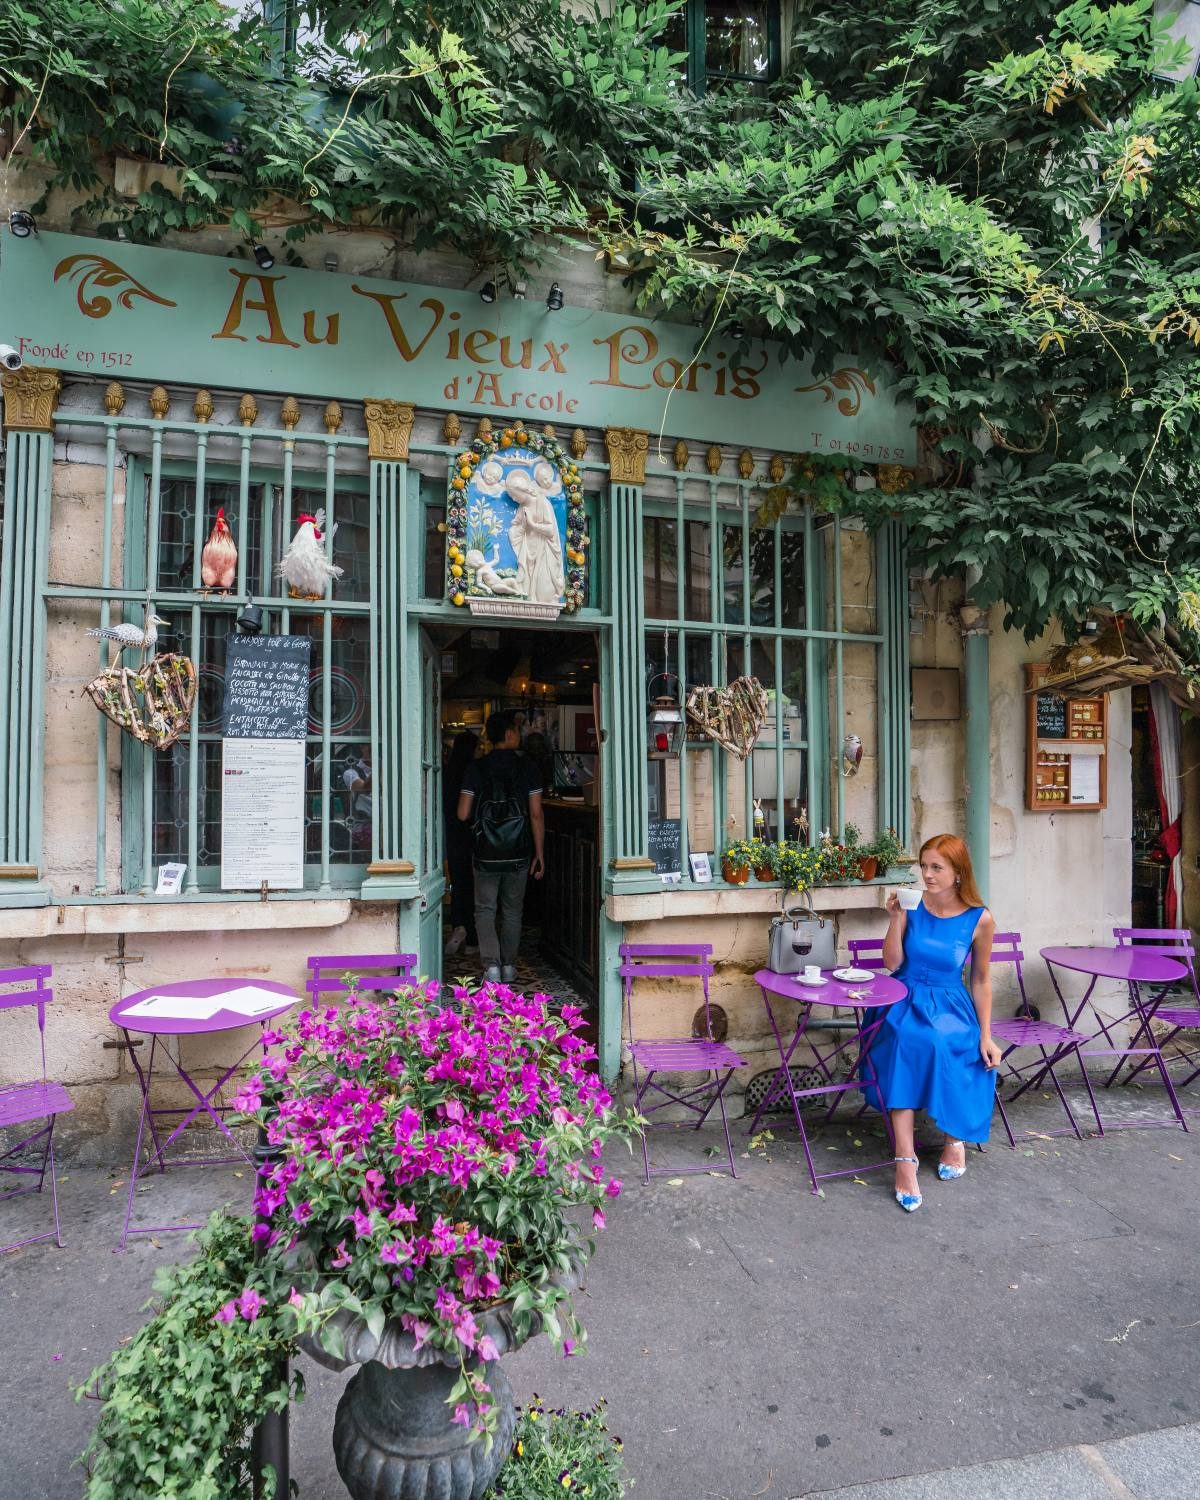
[743,1065,833,1116]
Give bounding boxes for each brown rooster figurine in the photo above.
[201,507,237,591]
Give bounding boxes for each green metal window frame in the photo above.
[675,0,784,97]
[40,404,373,902]
[641,474,906,887]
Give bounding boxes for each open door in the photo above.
[417,629,444,979]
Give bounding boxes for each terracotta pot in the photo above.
[723,862,750,884]
[857,856,879,881]
[754,865,775,882]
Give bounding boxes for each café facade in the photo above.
[0,223,1141,1147]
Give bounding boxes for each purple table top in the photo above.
[754,968,908,1010]
[1040,946,1187,984]
[109,977,300,1036]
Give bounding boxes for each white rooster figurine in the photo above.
[278,509,342,599]
[201,506,237,591]
[86,605,167,666]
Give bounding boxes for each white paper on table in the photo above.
[217,984,293,1018]
[122,994,224,1021]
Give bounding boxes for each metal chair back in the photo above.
[306,953,419,1005]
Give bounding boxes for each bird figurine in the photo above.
[86,607,167,665]
[278,509,342,599]
[842,732,864,777]
[200,506,237,591]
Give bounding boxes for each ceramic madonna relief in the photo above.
[445,426,588,620]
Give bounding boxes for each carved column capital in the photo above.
[1,366,62,433]
[364,399,416,462]
[604,426,649,486]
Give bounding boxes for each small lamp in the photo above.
[646,673,685,759]
[252,243,275,270]
[479,279,497,304]
[8,210,36,238]
[237,597,264,634]
[546,282,564,312]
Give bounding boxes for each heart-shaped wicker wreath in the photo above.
[84,653,197,750]
[685,675,770,761]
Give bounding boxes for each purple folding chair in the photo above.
[619,942,745,1184]
[847,938,887,972]
[988,932,1100,1145]
[306,953,419,1005]
[1112,927,1200,1089]
[0,964,72,1253]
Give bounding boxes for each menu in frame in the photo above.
[220,737,306,889]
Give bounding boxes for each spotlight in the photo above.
[8,210,35,238]
[727,320,746,341]
[0,345,23,372]
[323,251,339,272]
[512,279,528,300]
[479,279,497,304]
[237,598,264,635]
[546,282,564,312]
[252,243,275,270]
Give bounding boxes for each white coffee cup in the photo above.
[896,886,922,911]
[803,963,821,980]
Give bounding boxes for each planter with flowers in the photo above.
[749,839,777,881]
[721,839,755,884]
[231,980,634,1500]
[79,981,634,1500]
[867,826,907,879]
[772,841,823,894]
[817,831,862,885]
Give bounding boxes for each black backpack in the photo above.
[472,760,532,873]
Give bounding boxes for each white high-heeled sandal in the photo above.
[894,1155,922,1212]
[937,1142,967,1181]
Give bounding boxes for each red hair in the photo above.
[918,834,985,910]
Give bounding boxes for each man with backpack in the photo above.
[456,709,545,984]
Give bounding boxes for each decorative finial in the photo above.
[738,449,754,479]
[543,423,556,439]
[238,393,258,427]
[570,428,587,459]
[672,440,689,472]
[192,389,213,424]
[104,382,125,416]
[442,412,462,445]
[476,417,493,442]
[148,386,170,419]
[279,396,301,432]
[323,400,343,434]
[768,453,786,483]
[705,445,722,474]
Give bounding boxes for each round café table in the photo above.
[751,967,908,1195]
[109,977,299,1250]
[1016,946,1190,1134]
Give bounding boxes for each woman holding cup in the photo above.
[862,833,1001,1212]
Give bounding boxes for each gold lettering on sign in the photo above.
[591,325,657,390]
[213,270,300,348]
[1,367,62,433]
[463,330,497,364]
[351,287,444,361]
[363,399,416,462]
[604,427,650,486]
[303,310,340,345]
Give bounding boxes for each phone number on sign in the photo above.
[18,338,132,369]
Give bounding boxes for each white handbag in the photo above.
[767,892,837,975]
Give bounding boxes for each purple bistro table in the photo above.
[1012,946,1190,1134]
[109,977,299,1250]
[751,968,908,1195]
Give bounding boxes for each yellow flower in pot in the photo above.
[721,839,756,884]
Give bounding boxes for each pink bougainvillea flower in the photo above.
[606,1178,622,1198]
[214,1300,238,1324]
[237,1288,265,1322]
[477,1334,500,1361]
[288,1287,305,1311]
[592,1207,606,1230]
[452,1403,473,1428]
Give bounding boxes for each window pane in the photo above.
[423,501,444,599]
[643,515,678,616]
[293,484,370,603]
[722,523,743,622]
[156,479,257,593]
[683,520,712,620]
[705,0,772,78]
[300,616,372,738]
[780,524,805,627]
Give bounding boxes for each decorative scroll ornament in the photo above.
[1,367,62,432]
[84,654,197,750]
[52,253,178,319]
[364,399,416,461]
[685,676,770,761]
[794,366,876,417]
[604,426,649,485]
[876,463,915,494]
[445,425,589,620]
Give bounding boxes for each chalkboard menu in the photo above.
[223,635,312,740]
[648,818,682,875]
[1035,692,1067,739]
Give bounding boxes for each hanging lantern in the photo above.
[646,672,685,760]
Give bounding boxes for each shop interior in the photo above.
[1131,685,1169,929]
[435,624,602,1032]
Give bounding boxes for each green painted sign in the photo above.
[3,232,916,462]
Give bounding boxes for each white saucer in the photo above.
[796,974,828,987]
[833,967,875,982]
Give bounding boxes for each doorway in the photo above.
[1132,685,1170,928]
[433,622,603,1037]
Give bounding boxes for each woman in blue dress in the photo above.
[863,833,1001,1212]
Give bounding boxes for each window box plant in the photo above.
[748,839,777,881]
[773,841,823,893]
[721,839,755,884]
[867,826,906,877]
[817,831,861,884]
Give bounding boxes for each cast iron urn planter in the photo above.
[298,1252,587,1500]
